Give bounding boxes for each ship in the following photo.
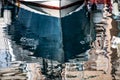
[3,0,96,62]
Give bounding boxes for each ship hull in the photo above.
[7,0,96,62]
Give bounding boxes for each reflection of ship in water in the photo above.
[0,50,11,68]
[111,20,120,79]
[0,18,15,68]
[0,61,46,80]
[1,0,120,80]
[107,4,120,79]
[5,0,96,63]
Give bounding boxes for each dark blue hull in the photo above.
[9,6,95,62]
